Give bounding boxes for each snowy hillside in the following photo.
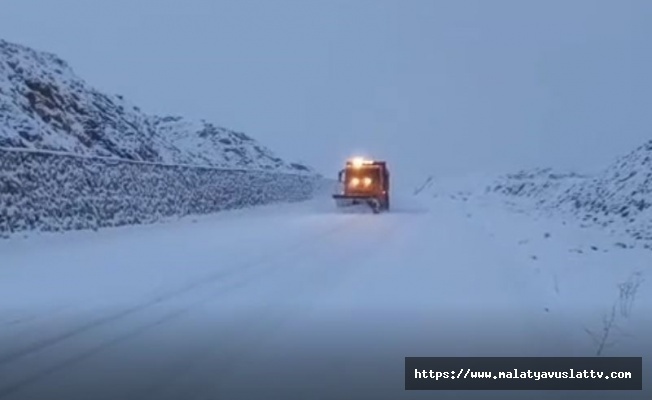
[550,140,652,241]
[425,139,652,247]
[0,38,322,237]
[0,38,311,173]
[149,116,311,172]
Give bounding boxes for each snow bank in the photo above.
[550,140,652,242]
[486,168,588,206]
[422,139,652,247]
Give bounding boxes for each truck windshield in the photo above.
[346,167,380,182]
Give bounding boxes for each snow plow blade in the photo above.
[332,194,385,214]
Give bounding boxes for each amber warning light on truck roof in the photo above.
[348,157,374,168]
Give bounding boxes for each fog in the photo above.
[1,0,651,188]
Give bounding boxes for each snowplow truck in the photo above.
[332,158,390,214]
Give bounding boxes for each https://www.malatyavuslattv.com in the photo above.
[405,357,642,390]
[414,367,634,381]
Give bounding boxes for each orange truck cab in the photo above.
[332,158,390,213]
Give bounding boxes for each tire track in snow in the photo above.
[0,217,353,364]
[0,216,360,398]
[0,305,71,335]
[141,216,406,400]
[2,215,403,400]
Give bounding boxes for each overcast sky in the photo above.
[1,0,651,186]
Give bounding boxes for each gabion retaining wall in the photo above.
[0,148,323,236]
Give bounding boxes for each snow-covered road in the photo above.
[0,194,649,400]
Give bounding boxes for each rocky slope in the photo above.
[420,139,652,247]
[483,140,652,245]
[551,140,652,241]
[0,38,319,236]
[0,38,311,173]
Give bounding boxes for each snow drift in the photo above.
[0,38,322,236]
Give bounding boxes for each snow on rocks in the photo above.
[0,38,321,236]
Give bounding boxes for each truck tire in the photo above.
[368,199,381,214]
